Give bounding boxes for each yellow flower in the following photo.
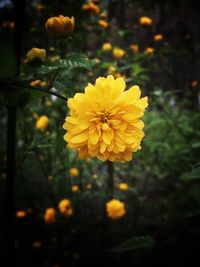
[145,47,154,55]
[106,199,126,219]
[92,174,98,179]
[35,115,49,131]
[16,210,27,218]
[154,34,163,42]
[44,208,56,224]
[102,42,112,52]
[82,2,100,15]
[49,55,60,63]
[191,80,198,88]
[71,185,79,192]
[30,80,46,87]
[118,182,128,191]
[86,183,92,189]
[63,75,148,162]
[100,12,107,19]
[139,16,152,26]
[69,167,79,177]
[98,19,109,28]
[26,48,46,62]
[45,15,75,38]
[108,66,116,74]
[130,44,139,53]
[113,48,125,59]
[58,199,73,217]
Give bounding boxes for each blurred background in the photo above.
[0,0,200,266]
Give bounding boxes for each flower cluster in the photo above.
[106,199,126,219]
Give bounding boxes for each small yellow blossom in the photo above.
[35,115,49,131]
[145,47,154,55]
[139,16,152,26]
[118,182,128,191]
[34,4,46,12]
[30,80,46,87]
[130,44,139,53]
[154,34,163,42]
[108,65,116,74]
[16,210,27,218]
[45,15,75,38]
[92,174,98,179]
[49,55,60,63]
[106,199,126,219]
[71,185,79,192]
[98,20,109,28]
[113,48,125,59]
[63,75,148,162]
[44,208,56,224]
[82,2,100,15]
[102,42,112,52]
[191,80,198,88]
[58,199,73,217]
[69,168,79,177]
[26,48,46,62]
[100,12,107,18]
[86,183,92,189]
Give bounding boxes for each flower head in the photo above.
[35,115,49,131]
[44,208,56,224]
[102,42,112,52]
[63,75,148,162]
[58,199,73,217]
[106,199,126,219]
[26,48,46,62]
[45,15,75,38]
[139,16,152,26]
[98,19,109,28]
[191,80,198,88]
[154,34,163,42]
[82,2,100,15]
[69,167,79,177]
[16,210,27,218]
[71,185,79,192]
[118,182,128,191]
[130,44,139,53]
[113,48,125,59]
[145,47,154,55]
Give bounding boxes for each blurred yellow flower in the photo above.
[130,44,139,53]
[69,167,79,177]
[35,115,49,131]
[35,4,46,12]
[145,47,154,55]
[26,48,46,62]
[106,199,126,219]
[58,199,73,217]
[86,183,92,189]
[44,208,56,224]
[100,12,107,18]
[139,16,152,26]
[63,75,148,162]
[118,182,128,191]
[191,80,198,88]
[108,66,116,74]
[113,48,125,59]
[45,15,75,38]
[16,210,27,218]
[30,80,46,87]
[49,55,60,63]
[82,2,100,15]
[98,19,109,28]
[102,42,112,52]
[92,174,98,179]
[154,34,163,41]
[71,185,79,192]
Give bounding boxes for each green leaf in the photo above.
[109,236,155,252]
[38,53,91,75]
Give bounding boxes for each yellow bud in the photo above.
[45,15,75,38]
[26,48,46,62]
